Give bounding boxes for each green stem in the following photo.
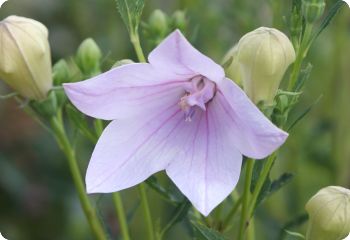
[247,154,276,218]
[247,218,255,240]
[130,32,146,63]
[237,159,255,240]
[112,193,131,240]
[94,119,104,136]
[138,184,155,240]
[288,23,313,90]
[129,27,156,240]
[50,116,107,240]
[221,195,242,232]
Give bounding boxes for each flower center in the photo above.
[179,76,215,121]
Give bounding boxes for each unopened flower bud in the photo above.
[305,186,350,240]
[236,27,296,105]
[76,38,102,76]
[0,15,52,100]
[302,0,326,23]
[53,59,70,85]
[112,59,134,68]
[148,10,168,36]
[171,10,187,32]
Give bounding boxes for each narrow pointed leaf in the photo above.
[287,95,323,131]
[116,0,144,33]
[311,1,345,42]
[192,222,227,240]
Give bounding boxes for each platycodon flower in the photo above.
[64,30,288,215]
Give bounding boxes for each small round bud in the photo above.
[235,27,296,105]
[0,15,53,100]
[305,186,350,240]
[171,10,187,32]
[53,59,70,85]
[148,9,168,36]
[302,0,326,23]
[76,38,102,76]
[112,59,134,68]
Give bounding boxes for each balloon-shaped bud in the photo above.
[235,27,296,105]
[112,59,134,68]
[305,186,350,240]
[148,9,168,36]
[76,38,102,76]
[0,15,53,100]
[53,59,70,85]
[171,10,187,32]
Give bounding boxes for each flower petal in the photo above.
[148,30,225,83]
[86,101,186,193]
[217,78,288,159]
[166,99,243,216]
[64,63,185,120]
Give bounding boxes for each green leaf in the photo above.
[270,173,294,194]
[294,63,313,92]
[116,0,145,34]
[284,230,305,239]
[253,171,294,209]
[65,104,97,143]
[279,213,309,239]
[311,1,345,43]
[145,176,181,204]
[287,95,323,131]
[192,222,227,240]
[158,200,191,238]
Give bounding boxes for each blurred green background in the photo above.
[1,0,350,239]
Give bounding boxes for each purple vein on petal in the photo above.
[88,105,182,191]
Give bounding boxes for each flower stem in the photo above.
[138,184,155,240]
[93,119,131,240]
[288,23,313,90]
[237,159,255,240]
[130,32,146,63]
[50,116,107,240]
[221,195,242,232]
[247,153,276,218]
[112,193,131,240]
[130,27,155,240]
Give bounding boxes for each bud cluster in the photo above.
[143,9,187,47]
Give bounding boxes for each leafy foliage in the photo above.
[192,222,227,240]
[116,0,145,34]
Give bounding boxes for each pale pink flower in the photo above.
[64,30,288,216]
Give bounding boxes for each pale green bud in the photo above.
[112,59,134,68]
[76,38,102,76]
[0,15,53,100]
[305,186,350,240]
[53,59,70,85]
[148,9,168,36]
[171,10,187,32]
[302,0,325,23]
[236,27,296,105]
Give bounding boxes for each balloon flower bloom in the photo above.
[64,30,288,215]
